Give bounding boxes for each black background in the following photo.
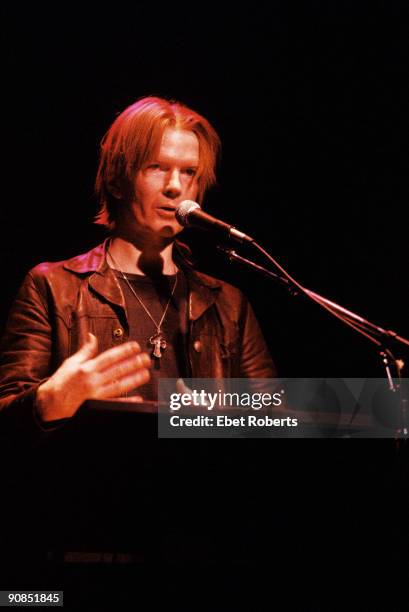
[1,3,408,376]
[1,3,409,608]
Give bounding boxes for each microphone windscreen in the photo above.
[176,200,201,226]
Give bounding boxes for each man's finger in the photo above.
[91,341,143,372]
[113,396,144,403]
[98,352,151,385]
[98,368,150,399]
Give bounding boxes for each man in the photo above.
[0,96,275,434]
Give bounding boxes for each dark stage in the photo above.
[1,4,408,609]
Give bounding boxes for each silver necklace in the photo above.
[108,250,178,359]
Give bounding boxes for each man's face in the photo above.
[121,127,200,239]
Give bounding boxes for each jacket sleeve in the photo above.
[0,271,60,440]
[239,297,277,379]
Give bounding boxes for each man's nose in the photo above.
[163,169,182,198]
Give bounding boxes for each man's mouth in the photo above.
[157,205,178,213]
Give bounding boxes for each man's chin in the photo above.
[156,222,183,239]
[118,220,183,244]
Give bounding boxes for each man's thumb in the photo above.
[76,333,98,361]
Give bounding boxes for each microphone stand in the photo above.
[217,245,409,437]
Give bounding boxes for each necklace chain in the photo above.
[107,250,178,335]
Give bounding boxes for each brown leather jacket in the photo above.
[0,241,275,436]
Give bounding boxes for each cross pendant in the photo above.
[149,332,167,358]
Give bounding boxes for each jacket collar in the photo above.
[63,240,221,321]
[63,239,126,311]
[183,267,221,321]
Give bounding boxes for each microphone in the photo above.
[176,200,254,244]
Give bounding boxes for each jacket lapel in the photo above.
[88,268,126,311]
[184,268,221,322]
[63,240,126,311]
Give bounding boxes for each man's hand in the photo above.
[35,333,151,421]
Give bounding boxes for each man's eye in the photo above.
[148,164,160,170]
[185,168,197,176]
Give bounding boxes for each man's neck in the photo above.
[107,235,178,276]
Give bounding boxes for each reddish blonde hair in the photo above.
[95,96,221,230]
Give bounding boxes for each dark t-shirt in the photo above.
[113,270,189,401]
